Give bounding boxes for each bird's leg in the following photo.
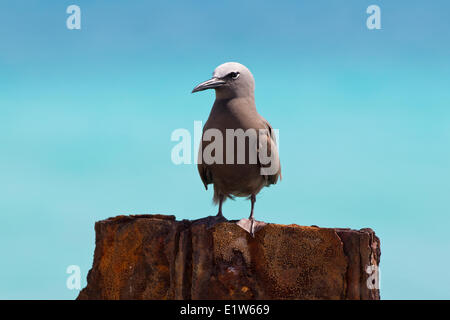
[249,194,256,219]
[249,195,256,236]
[217,194,224,217]
[236,194,265,236]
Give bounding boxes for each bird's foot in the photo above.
[193,214,227,229]
[236,218,267,237]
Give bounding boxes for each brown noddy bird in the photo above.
[192,62,281,236]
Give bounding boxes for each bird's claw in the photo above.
[236,218,267,237]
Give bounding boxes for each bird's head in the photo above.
[192,62,255,99]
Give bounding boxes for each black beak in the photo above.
[192,78,226,93]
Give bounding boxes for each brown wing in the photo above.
[258,120,282,185]
[197,140,212,190]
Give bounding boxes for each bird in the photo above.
[192,62,281,236]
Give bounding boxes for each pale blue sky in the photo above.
[0,0,449,299]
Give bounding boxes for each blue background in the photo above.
[0,0,449,299]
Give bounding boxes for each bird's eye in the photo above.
[229,72,240,80]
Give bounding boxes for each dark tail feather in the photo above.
[213,186,234,204]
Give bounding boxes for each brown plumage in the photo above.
[192,62,281,234]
